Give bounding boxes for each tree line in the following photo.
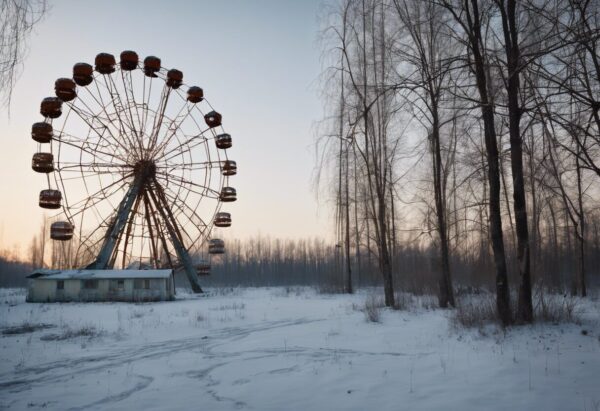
[316,0,600,324]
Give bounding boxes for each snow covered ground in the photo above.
[0,287,599,411]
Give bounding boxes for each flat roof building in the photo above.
[26,269,175,302]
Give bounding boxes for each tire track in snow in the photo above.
[1,315,434,409]
[66,374,154,411]
[0,318,321,392]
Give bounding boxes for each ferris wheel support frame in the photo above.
[148,180,203,293]
[86,169,147,271]
[84,162,204,293]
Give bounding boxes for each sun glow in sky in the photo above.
[0,0,333,255]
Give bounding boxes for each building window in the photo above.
[110,279,126,292]
[134,279,150,290]
[82,279,98,289]
[56,280,64,290]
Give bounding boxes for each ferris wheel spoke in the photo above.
[162,184,204,225]
[107,73,140,138]
[68,186,127,222]
[154,170,220,198]
[56,162,131,170]
[190,103,223,136]
[57,126,115,149]
[56,134,128,164]
[162,179,216,200]
[148,84,171,153]
[58,171,127,182]
[121,70,146,156]
[154,118,196,181]
[161,103,216,161]
[105,73,145,156]
[78,85,133,148]
[57,171,126,181]
[157,134,211,163]
[102,75,143,158]
[141,74,152,142]
[150,103,195,158]
[162,185,210,230]
[167,209,196,247]
[76,227,105,259]
[65,173,133,219]
[64,103,133,161]
[89,76,141,159]
[155,103,220,161]
[160,132,195,223]
[59,104,121,156]
[185,104,221,140]
[156,160,219,173]
[173,98,219,139]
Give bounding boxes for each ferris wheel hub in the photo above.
[133,159,156,179]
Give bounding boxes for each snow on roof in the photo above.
[27,269,173,280]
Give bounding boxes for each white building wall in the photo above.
[64,279,80,296]
[27,277,174,302]
[27,279,54,302]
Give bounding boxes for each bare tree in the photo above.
[393,0,456,307]
[0,0,47,109]
[440,0,512,325]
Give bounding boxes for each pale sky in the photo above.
[0,0,333,255]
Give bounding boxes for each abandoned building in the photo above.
[26,269,175,302]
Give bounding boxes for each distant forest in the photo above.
[5,233,599,294]
[191,236,600,293]
[0,249,32,288]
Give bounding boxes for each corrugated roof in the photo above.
[28,269,173,280]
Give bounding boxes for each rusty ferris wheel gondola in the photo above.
[30,51,237,293]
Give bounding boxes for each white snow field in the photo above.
[0,287,599,411]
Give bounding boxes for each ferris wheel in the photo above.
[31,51,237,292]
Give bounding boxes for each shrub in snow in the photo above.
[40,324,102,341]
[451,295,498,329]
[451,288,582,329]
[316,283,346,295]
[363,295,384,323]
[533,291,580,325]
[2,322,54,335]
